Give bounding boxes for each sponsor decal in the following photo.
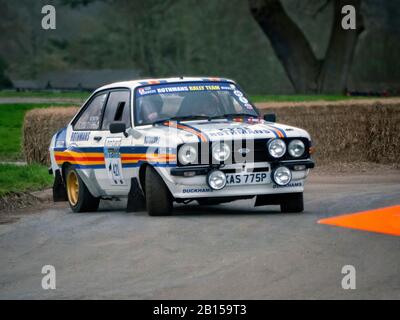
[208,126,272,137]
[153,84,224,94]
[239,96,248,104]
[234,90,243,97]
[183,188,211,193]
[70,131,90,142]
[244,103,253,110]
[138,87,157,96]
[156,86,189,94]
[104,137,125,185]
[273,182,303,189]
[221,85,234,90]
[144,136,160,144]
[137,82,237,97]
[136,81,255,114]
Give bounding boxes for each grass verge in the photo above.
[0,164,53,197]
[0,103,76,160]
[0,90,90,100]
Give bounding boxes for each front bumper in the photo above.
[170,159,315,176]
[162,159,314,199]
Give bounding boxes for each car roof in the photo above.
[95,76,236,92]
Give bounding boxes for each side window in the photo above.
[101,90,131,130]
[74,93,107,130]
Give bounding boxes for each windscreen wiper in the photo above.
[209,113,259,120]
[153,115,211,125]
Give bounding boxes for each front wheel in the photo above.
[65,166,100,212]
[145,166,172,216]
[280,192,304,213]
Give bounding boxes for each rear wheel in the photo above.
[145,166,172,216]
[65,166,100,212]
[280,192,304,213]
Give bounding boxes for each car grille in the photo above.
[177,138,310,166]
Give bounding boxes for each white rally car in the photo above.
[49,77,314,215]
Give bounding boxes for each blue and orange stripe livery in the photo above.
[265,124,286,138]
[163,121,209,143]
[231,118,286,138]
[138,79,168,85]
[163,119,286,141]
[54,146,177,169]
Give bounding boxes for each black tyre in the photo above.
[280,192,304,213]
[145,166,172,216]
[65,166,100,213]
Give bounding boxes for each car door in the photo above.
[69,92,108,193]
[98,89,133,194]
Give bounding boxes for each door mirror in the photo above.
[109,122,127,137]
[264,113,276,123]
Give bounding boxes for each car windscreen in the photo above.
[134,82,258,125]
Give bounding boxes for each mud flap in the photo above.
[126,178,146,212]
[53,169,68,202]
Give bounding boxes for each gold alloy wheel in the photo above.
[66,170,79,206]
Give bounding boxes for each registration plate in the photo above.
[226,172,270,185]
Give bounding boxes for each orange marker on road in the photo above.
[318,205,400,236]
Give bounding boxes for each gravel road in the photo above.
[0,172,399,299]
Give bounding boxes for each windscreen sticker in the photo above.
[239,96,248,104]
[104,137,125,185]
[138,87,157,96]
[136,82,236,97]
[234,90,243,97]
[136,81,256,113]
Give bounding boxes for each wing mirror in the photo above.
[263,113,276,123]
[109,122,142,139]
[109,122,128,137]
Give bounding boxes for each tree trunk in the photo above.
[317,0,364,93]
[249,0,364,94]
[249,0,320,93]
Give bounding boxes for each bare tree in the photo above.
[249,0,364,93]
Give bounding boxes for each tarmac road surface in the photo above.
[0,172,399,299]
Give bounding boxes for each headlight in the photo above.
[288,139,305,158]
[272,166,292,186]
[212,143,230,162]
[178,144,197,165]
[207,170,227,190]
[267,138,286,158]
